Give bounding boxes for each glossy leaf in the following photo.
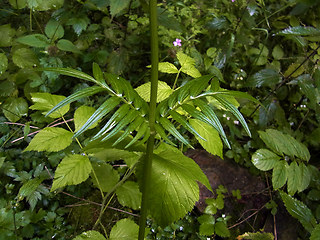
[2,97,28,122]
[57,39,81,54]
[45,86,105,117]
[30,92,70,118]
[280,191,317,233]
[16,34,50,48]
[246,69,281,88]
[91,162,119,192]
[25,127,73,152]
[272,160,288,189]
[51,154,92,191]
[140,143,212,226]
[252,149,280,171]
[259,129,310,161]
[116,181,141,210]
[278,26,320,36]
[12,48,39,68]
[189,119,223,158]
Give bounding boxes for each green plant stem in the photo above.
[138,0,159,239]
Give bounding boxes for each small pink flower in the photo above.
[232,0,235,2]
[173,38,182,47]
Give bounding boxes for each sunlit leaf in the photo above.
[73,230,106,240]
[158,62,179,74]
[116,181,141,210]
[74,105,97,132]
[91,162,119,192]
[278,26,320,36]
[51,154,92,191]
[109,218,140,240]
[135,81,173,103]
[252,149,280,171]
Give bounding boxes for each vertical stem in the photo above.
[138,0,158,239]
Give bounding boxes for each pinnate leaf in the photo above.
[30,92,70,118]
[25,127,73,152]
[252,149,280,171]
[51,154,92,191]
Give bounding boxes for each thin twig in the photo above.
[3,122,40,129]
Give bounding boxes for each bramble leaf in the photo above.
[116,181,141,210]
[25,127,73,152]
[51,154,92,191]
[252,149,280,171]
[272,160,288,189]
[91,162,119,192]
[158,62,179,74]
[74,105,97,132]
[109,218,141,240]
[135,81,173,103]
[73,230,106,240]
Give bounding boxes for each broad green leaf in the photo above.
[158,62,179,74]
[208,66,224,83]
[2,97,28,122]
[278,26,320,36]
[45,86,105,117]
[67,16,90,35]
[280,191,317,233]
[181,65,201,78]
[9,0,27,9]
[12,48,39,68]
[252,149,280,171]
[198,214,215,236]
[287,161,301,195]
[298,163,311,192]
[177,51,201,78]
[16,34,50,48]
[73,230,106,240]
[45,20,64,40]
[284,63,305,78]
[28,0,64,11]
[157,7,182,32]
[18,178,42,199]
[91,162,119,192]
[51,154,92,191]
[109,0,131,16]
[92,63,104,84]
[74,106,97,132]
[238,232,274,240]
[297,75,319,109]
[272,45,284,60]
[215,90,260,104]
[30,92,70,118]
[25,127,73,152]
[246,69,281,88]
[258,129,310,161]
[310,224,320,240]
[0,80,16,97]
[109,218,141,240]
[215,221,231,238]
[190,119,223,158]
[272,160,288,189]
[0,53,8,75]
[116,181,141,210]
[57,39,81,54]
[141,143,212,226]
[0,157,5,168]
[0,24,16,47]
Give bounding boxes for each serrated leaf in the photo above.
[45,20,64,40]
[73,230,106,240]
[30,92,70,118]
[91,162,119,192]
[116,181,141,210]
[109,0,131,16]
[46,86,105,117]
[258,129,310,161]
[28,0,64,11]
[177,51,201,78]
[272,160,288,189]
[12,48,39,68]
[136,81,174,103]
[287,161,301,195]
[198,214,215,236]
[189,119,223,158]
[109,218,140,240]
[51,154,92,191]
[310,224,320,240]
[280,191,317,233]
[74,106,97,132]
[2,97,28,122]
[140,143,212,226]
[252,149,280,171]
[16,34,50,48]
[25,127,73,152]
[278,26,320,36]
[238,232,274,240]
[215,221,231,238]
[158,62,179,74]
[57,39,81,54]
[0,53,8,75]
[18,178,42,199]
[0,24,16,47]
[246,69,281,88]
[298,163,311,192]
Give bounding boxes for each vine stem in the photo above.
[138,0,159,239]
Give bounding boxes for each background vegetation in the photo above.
[1,0,320,239]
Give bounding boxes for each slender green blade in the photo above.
[46,86,105,117]
[214,95,251,137]
[92,62,105,84]
[154,123,176,146]
[74,96,121,138]
[126,121,149,148]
